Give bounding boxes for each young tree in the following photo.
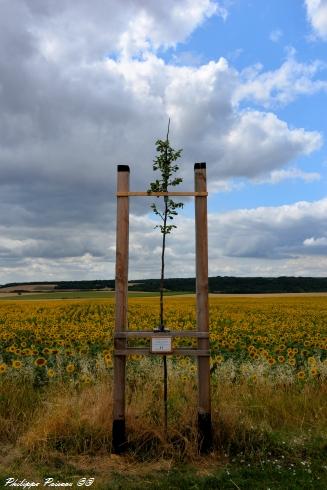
[148,119,183,434]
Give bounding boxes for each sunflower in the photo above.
[66,363,75,373]
[215,355,224,364]
[47,368,56,378]
[22,348,33,356]
[310,367,318,377]
[12,360,23,369]
[0,363,7,374]
[79,373,92,383]
[34,357,47,367]
[104,354,113,367]
[130,355,142,361]
[297,371,305,380]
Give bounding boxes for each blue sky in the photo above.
[169,1,327,282]
[175,0,327,214]
[0,0,326,281]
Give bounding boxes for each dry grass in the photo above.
[0,362,325,490]
[20,380,113,456]
[0,360,321,464]
[212,379,327,454]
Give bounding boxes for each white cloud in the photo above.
[220,111,321,178]
[208,179,244,193]
[269,29,283,42]
[303,236,327,246]
[305,0,327,40]
[0,0,326,281]
[255,167,321,184]
[236,55,327,107]
[208,197,327,260]
[28,0,220,60]
[1,196,327,282]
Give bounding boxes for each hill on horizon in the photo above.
[1,276,327,294]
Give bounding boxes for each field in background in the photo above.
[0,290,191,300]
[0,295,326,488]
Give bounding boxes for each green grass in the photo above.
[0,290,190,300]
[1,460,326,490]
[106,464,327,489]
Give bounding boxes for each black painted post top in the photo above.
[117,165,130,172]
[194,162,206,170]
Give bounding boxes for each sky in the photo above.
[0,0,327,283]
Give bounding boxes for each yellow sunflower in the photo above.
[34,357,47,367]
[310,367,318,377]
[12,360,23,369]
[47,368,56,378]
[66,363,75,373]
[0,363,7,374]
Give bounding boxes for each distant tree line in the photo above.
[128,276,327,293]
[1,277,327,293]
[55,280,115,290]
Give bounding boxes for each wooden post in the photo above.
[194,162,212,453]
[112,165,129,453]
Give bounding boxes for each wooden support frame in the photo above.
[194,162,212,452]
[112,163,212,454]
[117,191,208,197]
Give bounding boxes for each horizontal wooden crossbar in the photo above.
[114,331,209,339]
[116,191,208,197]
[114,348,210,357]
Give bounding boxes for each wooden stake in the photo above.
[194,162,212,453]
[112,164,129,453]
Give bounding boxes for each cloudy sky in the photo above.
[1,0,327,283]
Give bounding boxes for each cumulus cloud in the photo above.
[236,55,327,107]
[304,236,327,246]
[105,197,327,277]
[254,167,321,184]
[217,111,321,178]
[0,0,326,280]
[305,0,327,40]
[2,197,327,282]
[208,197,327,259]
[26,0,220,60]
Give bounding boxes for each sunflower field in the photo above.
[0,295,326,385]
[0,293,326,479]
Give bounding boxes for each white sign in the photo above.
[151,336,172,353]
